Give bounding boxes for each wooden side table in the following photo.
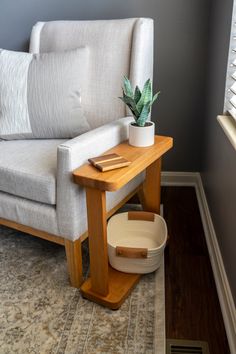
[73,135,173,309]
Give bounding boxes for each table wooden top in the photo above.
[73,135,173,191]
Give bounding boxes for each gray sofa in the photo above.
[0,18,154,287]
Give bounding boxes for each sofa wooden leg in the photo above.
[65,239,83,288]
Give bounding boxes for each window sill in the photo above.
[217,115,236,151]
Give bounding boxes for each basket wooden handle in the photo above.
[116,246,148,259]
[128,211,155,222]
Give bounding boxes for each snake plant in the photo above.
[119,77,160,127]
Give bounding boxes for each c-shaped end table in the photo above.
[73,135,173,309]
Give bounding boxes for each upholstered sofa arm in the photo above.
[56,116,133,238]
[58,116,133,167]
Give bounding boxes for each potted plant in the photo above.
[119,77,160,147]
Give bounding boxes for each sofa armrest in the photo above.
[56,116,133,238]
[58,116,133,168]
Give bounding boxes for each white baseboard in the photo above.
[161,171,236,354]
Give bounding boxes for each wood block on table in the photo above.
[88,153,131,172]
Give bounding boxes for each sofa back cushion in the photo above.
[30,19,153,129]
[0,47,90,140]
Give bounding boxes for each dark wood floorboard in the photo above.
[162,186,230,354]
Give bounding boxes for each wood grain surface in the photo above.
[73,136,173,191]
[162,186,230,354]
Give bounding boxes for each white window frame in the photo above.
[219,1,236,150]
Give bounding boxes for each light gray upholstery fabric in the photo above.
[0,18,154,241]
[128,18,154,116]
[27,48,90,139]
[0,191,59,235]
[31,19,137,129]
[0,48,90,139]
[57,117,144,240]
[0,139,65,204]
[0,50,32,137]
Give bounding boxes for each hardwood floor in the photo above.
[162,187,230,354]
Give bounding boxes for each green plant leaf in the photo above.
[134,86,141,104]
[119,78,160,125]
[136,102,151,127]
[127,105,138,119]
[119,95,139,117]
[123,76,133,98]
[136,79,152,113]
[151,91,160,104]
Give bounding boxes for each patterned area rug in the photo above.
[0,225,165,354]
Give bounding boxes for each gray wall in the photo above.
[0,0,211,171]
[202,0,236,302]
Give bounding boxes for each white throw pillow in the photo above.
[0,47,90,139]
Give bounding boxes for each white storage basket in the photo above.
[107,211,167,274]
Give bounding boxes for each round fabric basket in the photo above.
[107,211,168,274]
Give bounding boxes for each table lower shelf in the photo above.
[80,266,141,309]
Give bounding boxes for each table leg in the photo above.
[85,187,109,296]
[140,157,162,214]
[80,187,141,309]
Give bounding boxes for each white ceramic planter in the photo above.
[129,121,155,147]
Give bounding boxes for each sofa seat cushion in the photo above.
[0,139,65,205]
